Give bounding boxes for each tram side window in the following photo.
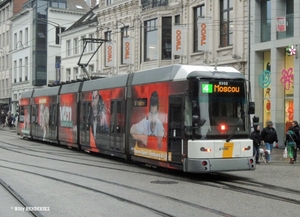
[49,104,56,127]
[81,102,90,130]
[184,96,192,136]
[19,106,25,123]
[117,101,122,133]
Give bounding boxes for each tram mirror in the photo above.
[248,102,255,114]
[192,116,206,128]
[252,116,259,123]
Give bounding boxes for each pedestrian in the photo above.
[250,124,261,164]
[260,121,278,163]
[0,111,5,127]
[7,111,12,128]
[285,126,297,164]
[291,120,300,162]
[11,113,15,127]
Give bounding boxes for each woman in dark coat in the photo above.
[250,124,261,164]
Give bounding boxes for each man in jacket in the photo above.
[260,121,278,163]
[292,120,300,162]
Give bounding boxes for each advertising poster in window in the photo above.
[59,93,78,145]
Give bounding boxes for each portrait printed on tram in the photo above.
[130,91,165,149]
[40,104,49,140]
[24,107,30,129]
[91,91,109,141]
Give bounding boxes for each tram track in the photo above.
[0,164,236,217]
[2,138,300,208]
[0,178,44,217]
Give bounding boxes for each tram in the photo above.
[18,64,256,173]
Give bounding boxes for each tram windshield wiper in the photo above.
[226,118,243,142]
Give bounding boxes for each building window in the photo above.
[25,28,28,46]
[89,34,94,52]
[106,0,112,6]
[14,60,17,83]
[74,67,78,80]
[74,38,78,55]
[66,68,71,81]
[141,0,168,11]
[55,56,61,82]
[67,40,71,56]
[261,0,271,42]
[194,5,205,52]
[14,33,17,49]
[25,57,28,81]
[121,26,129,64]
[89,65,94,75]
[162,17,171,60]
[277,0,294,40]
[81,36,85,53]
[144,19,158,61]
[19,59,22,82]
[220,0,233,47]
[56,27,65,44]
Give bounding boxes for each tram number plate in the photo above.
[222,142,234,158]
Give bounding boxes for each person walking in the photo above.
[286,126,297,164]
[250,124,261,164]
[291,120,300,162]
[260,121,278,163]
[0,111,5,127]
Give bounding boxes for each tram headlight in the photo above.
[242,146,251,151]
[200,147,212,152]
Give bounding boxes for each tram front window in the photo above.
[197,80,248,139]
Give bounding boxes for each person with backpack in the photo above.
[7,111,12,128]
[286,126,297,164]
[260,121,278,163]
[291,120,300,162]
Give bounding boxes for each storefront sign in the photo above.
[277,17,286,32]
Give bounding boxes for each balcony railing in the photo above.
[141,0,168,11]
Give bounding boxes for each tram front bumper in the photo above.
[183,157,256,173]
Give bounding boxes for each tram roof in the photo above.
[60,82,82,94]
[132,64,244,85]
[20,90,34,98]
[81,74,129,92]
[32,86,60,97]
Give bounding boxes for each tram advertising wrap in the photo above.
[130,83,169,161]
[18,65,256,173]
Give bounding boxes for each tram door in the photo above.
[48,103,57,140]
[168,95,183,163]
[81,102,90,145]
[110,100,123,151]
[31,104,38,136]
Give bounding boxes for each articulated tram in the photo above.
[18,64,256,173]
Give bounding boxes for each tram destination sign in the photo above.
[201,81,241,94]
